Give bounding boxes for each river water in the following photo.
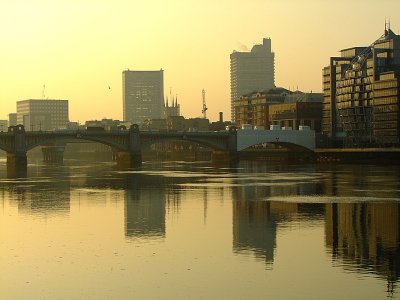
[0,158,399,300]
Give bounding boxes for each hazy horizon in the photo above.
[1,0,399,122]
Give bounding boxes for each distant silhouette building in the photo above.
[0,120,7,132]
[84,119,131,131]
[123,70,164,125]
[142,116,210,131]
[210,112,233,131]
[16,99,69,131]
[8,113,17,126]
[164,95,180,118]
[230,38,275,122]
[322,25,400,147]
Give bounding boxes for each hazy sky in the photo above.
[1,0,399,122]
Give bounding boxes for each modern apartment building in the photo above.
[322,26,400,147]
[230,38,275,122]
[123,70,164,125]
[16,99,69,131]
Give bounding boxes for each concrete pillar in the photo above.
[41,145,65,164]
[212,127,238,167]
[116,124,142,168]
[129,124,142,167]
[7,152,27,177]
[111,149,117,161]
[116,151,142,169]
[7,124,27,175]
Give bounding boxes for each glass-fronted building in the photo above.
[322,27,400,147]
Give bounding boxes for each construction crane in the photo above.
[201,89,208,119]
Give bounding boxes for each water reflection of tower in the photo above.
[124,174,166,239]
[233,200,277,264]
[325,203,400,296]
[232,162,323,265]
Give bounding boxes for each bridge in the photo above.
[0,125,315,171]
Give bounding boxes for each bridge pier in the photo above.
[116,151,142,168]
[6,125,27,176]
[41,145,65,164]
[7,151,28,178]
[211,126,238,167]
[114,124,142,168]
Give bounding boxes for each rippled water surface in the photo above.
[0,159,399,299]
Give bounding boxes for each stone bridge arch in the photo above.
[239,141,314,153]
[25,133,129,152]
[140,134,231,151]
[237,129,315,152]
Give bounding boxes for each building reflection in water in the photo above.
[233,161,400,295]
[125,187,166,239]
[232,161,324,265]
[123,172,181,240]
[233,200,324,265]
[325,203,400,296]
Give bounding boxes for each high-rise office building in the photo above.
[0,120,8,132]
[16,99,69,131]
[322,25,400,147]
[230,38,275,122]
[8,113,17,126]
[123,70,164,125]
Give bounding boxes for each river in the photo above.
[0,158,399,299]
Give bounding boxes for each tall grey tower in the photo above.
[230,38,275,122]
[123,70,164,125]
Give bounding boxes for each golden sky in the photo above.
[0,0,399,122]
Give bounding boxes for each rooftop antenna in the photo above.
[201,89,208,119]
[42,84,46,99]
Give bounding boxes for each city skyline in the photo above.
[0,0,399,122]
